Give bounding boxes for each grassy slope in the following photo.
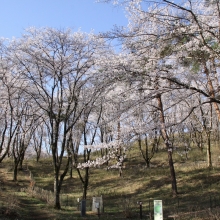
[1,144,220,219]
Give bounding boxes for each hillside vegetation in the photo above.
[1,144,220,220]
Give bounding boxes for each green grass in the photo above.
[1,143,220,219]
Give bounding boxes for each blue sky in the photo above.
[0,0,128,39]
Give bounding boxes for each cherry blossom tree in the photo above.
[74,103,104,199]
[31,123,45,162]
[96,0,220,195]
[0,43,28,164]
[9,28,109,209]
[11,101,35,181]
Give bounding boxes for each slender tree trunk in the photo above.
[167,149,178,196]
[53,159,70,209]
[204,64,220,121]
[207,133,212,168]
[82,167,89,199]
[13,162,18,182]
[12,137,20,182]
[52,122,62,210]
[19,150,25,170]
[156,94,178,196]
[36,145,41,162]
[69,157,73,179]
[117,117,123,177]
[145,136,150,168]
[138,136,151,168]
[206,104,213,168]
[199,133,204,151]
[54,166,61,209]
[54,176,61,209]
[76,167,89,200]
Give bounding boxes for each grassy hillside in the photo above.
[1,144,220,219]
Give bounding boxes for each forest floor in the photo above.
[1,146,220,219]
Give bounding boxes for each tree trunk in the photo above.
[167,148,178,196]
[53,155,70,209]
[13,160,19,182]
[69,166,73,179]
[82,167,89,199]
[19,152,25,170]
[156,94,178,196]
[54,174,61,209]
[204,64,220,121]
[207,133,212,168]
[119,166,122,177]
[138,136,150,168]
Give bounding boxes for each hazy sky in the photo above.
[0,0,128,39]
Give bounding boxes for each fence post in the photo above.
[139,202,143,219]
[177,197,180,214]
[149,199,152,219]
[81,200,86,217]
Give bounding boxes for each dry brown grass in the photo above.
[0,144,220,219]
